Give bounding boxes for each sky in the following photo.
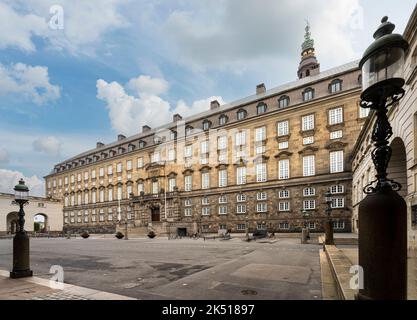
[0,0,415,196]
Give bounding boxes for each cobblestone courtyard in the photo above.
[0,237,322,300]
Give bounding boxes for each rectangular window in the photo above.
[202,197,209,205]
[257,223,266,230]
[257,192,267,201]
[330,130,343,140]
[218,170,227,187]
[184,199,192,206]
[303,200,316,210]
[236,204,246,214]
[308,222,316,230]
[168,148,176,161]
[302,114,315,131]
[184,208,192,216]
[184,145,193,158]
[117,186,122,200]
[330,185,344,194]
[279,201,290,212]
[219,206,227,215]
[185,175,192,191]
[279,223,289,230]
[107,165,113,175]
[127,185,132,197]
[277,121,289,136]
[152,181,159,194]
[330,150,344,173]
[359,107,370,118]
[278,159,290,180]
[303,187,316,196]
[256,163,267,182]
[200,141,209,154]
[255,126,266,142]
[217,136,227,150]
[91,191,96,204]
[303,136,314,145]
[201,172,210,189]
[278,141,288,150]
[84,193,89,204]
[279,190,290,198]
[117,163,122,173]
[256,203,267,213]
[168,178,176,192]
[218,195,227,204]
[329,107,343,125]
[303,155,315,177]
[137,157,144,168]
[151,152,160,163]
[127,160,132,171]
[108,188,113,202]
[236,167,246,185]
[99,167,104,177]
[237,194,247,202]
[137,183,144,194]
[202,207,211,216]
[71,175,75,183]
[235,131,246,146]
[333,221,345,230]
[77,174,81,182]
[237,224,246,231]
[331,197,345,208]
[65,176,69,185]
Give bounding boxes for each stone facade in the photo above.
[45,29,365,236]
[0,193,63,235]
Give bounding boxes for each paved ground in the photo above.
[0,237,322,300]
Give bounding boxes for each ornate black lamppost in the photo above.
[358,16,409,300]
[10,179,33,278]
[301,209,310,244]
[324,190,334,245]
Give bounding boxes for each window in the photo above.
[302,114,315,131]
[236,167,246,185]
[108,188,113,202]
[84,192,89,204]
[257,103,267,115]
[303,136,314,145]
[303,200,316,210]
[331,197,345,208]
[185,126,193,136]
[170,131,176,140]
[107,165,113,175]
[99,189,104,203]
[185,175,192,191]
[359,106,370,118]
[71,175,75,183]
[279,201,290,212]
[235,131,246,146]
[202,196,209,205]
[219,206,227,215]
[139,140,146,149]
[219,115,228,126]
[152,181,159,194]
[303,187,316,196]
[218,169,227,187]
[127,160,132,171]
[330,130,343,140]
[65,176,69,185]
[237,109,247,120]
[330,151,344,173]
[91,191,96,204]
[277,121,289,136]
[308,222,316,230]
[108,210,113,221]
[117,186,122,200]
[257,192,267,201]
[200,140,209,155]
[256,163,267,182]
[202,120,211,131]
[256,203,267,213]
[219,195,227,204]
[256,145,266,155]
[303,155,315,177]
[329,107,343,125]
[137,157,144,168]
[237,224,246,231]
[137,183,144,195]
[279,96,290,108]
[236,204,246,214]
[184,208,192,216]
[303,88,314,101]
[217,136,227,150]
[278,159,290,180]
[202,207,211,216]
[330,185,344,194]
[116,162,122,173]
[99,167,104,177]
[184,199,192,206]
[201,172,210,189]
[330,80,342,93]
[168,178,176,192]
[279,223,289,230]
[77,193,82,205]
[278,141,289,150]
[257,223,266,230]
[77,174,81,182]
[255,126,266,142]
[279,190,290,198]
[184,145,193,158]
[153,135,162,144]
[151,152,160,163]
[237,194,247,202]
[333,221,345,230]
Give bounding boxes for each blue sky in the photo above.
[0,0,415,196]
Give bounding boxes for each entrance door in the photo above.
[151,207,160,222]
[177,228,187,237]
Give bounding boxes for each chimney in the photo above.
[256,83,266,95]
[210,100,220,110]
[173,114,182,122]
[96,142,104,148]
[117,134,126,141]
[142,125,151,133]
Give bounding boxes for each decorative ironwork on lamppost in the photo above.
[324,190,334,245]
[10,179,33,278]
[357,16,409,300]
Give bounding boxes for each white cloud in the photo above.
[0,149,9,164]
[0,169,44,197]
[0,62,60,105]
[33,136,62,157]
[97,75,224,136]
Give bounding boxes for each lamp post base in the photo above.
[10,232,32,279]
[10,269,33,279]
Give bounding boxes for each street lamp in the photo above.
[358,16,408,300]
[324,190,334,245]
[10,179,33,278]
[301,209,310,244]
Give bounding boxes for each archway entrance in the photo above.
[34,214,48,233]
[387,137,407,198]
[151,206,160,222]
[6,212,19,234]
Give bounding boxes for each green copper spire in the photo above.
[302,20,315,52]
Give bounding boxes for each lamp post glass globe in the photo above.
[14,179,29,202]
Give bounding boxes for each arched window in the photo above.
[302,87,315,101]
[257,103,267,115]
[278,96,290,108]
[202,119,211,131]
[329,79,343,93]
[237,109,247,121]
[219,114,228,126]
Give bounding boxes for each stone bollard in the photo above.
[301,228,309,244]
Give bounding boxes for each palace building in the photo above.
[44,25,365,236]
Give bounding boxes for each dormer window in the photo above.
[219,114,228,126]
[153,135,162,144]
[202,120,211,131]
[237,109,247,121]
[185,125,193,136]
[278,96,290,108]
[302,87,314,101]
[329,79,343,93]
[257,103,267,115]
[169,130,177,140]
[118,147,125,155]
[139,140,146,149]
